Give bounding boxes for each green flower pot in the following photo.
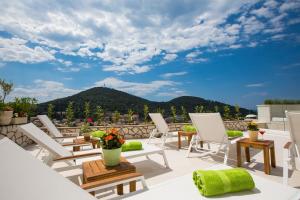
[102,147,122,166]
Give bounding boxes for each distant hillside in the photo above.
[37,87,253,118]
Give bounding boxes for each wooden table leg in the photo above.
[263,147,271,174]
[178,132,181,149]
[237,142,241,167]
[117,184,123,195]
[270,146,276,168]
[200,141,203,148]
[245,147,250,162]
[73,146,80,152]
[129,181,136,192]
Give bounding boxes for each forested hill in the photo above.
[37,87,253,118]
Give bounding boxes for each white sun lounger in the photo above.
[188,113,230,164]
[283,111,300,185]
[37,115,87,144]
[121,164,300,200]
[19,123,169,168]
[148,113,176,147]
[0,138,147,200]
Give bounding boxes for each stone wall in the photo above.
[0,124,34,147]
[57,121,248,139]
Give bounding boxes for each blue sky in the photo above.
[0,0,300,109]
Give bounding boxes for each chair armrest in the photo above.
[53,135,78,139]
[53,152,101,161]
[284,142,292,149]
[61,142,91,147]
[81,172,143,190]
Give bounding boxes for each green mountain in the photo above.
[37,87,253,119]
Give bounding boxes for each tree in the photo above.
[66,101,74,126]
[214,105,219,113]
[143,104,149,123]
[112,110,120,123]
[195,105,204,113]
[170,106,177,123]
[0,79,13,103]
[127,109,134,123]
[95,106,104,125]
[181,106,188,122]
[156,107,165,116]
[47,103,55,120]
[83,101,90,120]
[234,104,241,120]
[223,105,231,120]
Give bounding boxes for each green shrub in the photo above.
[182,125,196,132]
[226,130,243,137]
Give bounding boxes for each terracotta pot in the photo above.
[11,117,28,125]
[248,130,258,141]
[0,111,13,125]
[102,148,122,166]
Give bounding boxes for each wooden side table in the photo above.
[72,138,99,152]
[177,131,203,149]
[82,157,138,195]
[236,138,276,174]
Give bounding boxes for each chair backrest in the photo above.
[286,111,300,157]
[37,115,63,138]
[149,113,169,133]
[0,138,96,200]
[189,113,228,143]
[19,123,72,158]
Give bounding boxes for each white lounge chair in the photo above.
[283,111,300,185]
[187,113,229,164]
[0,137,147,200]
[148,113,176,147]
[19,123,169,168]
[121,164,300,200]
[37,115,81,142]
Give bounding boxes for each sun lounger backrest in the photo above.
[19,123,72,158]
[149,113,169,133]
[37,115,63,138]
[0,138,96,200]
[286,111,300,158]
[189,113,228,143]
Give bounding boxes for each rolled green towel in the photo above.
[122,141,143,152]
[182,125,197,132]
[193,168,255,197]
[91,130,105,138]
[226,130,243,138]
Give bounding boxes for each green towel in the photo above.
[91,130,105,138]
[226,130,243,138]
[193,168,255,197]
[122,141,143,152]
[182,125,197,132]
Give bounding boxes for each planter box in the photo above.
[0,111,13,125]
[11,117,28,125]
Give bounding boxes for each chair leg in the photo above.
[283,148,290,185]
[186,135,195,158]
[161,150,170,168]
[148,129,157,144]
[223,143,229,165]
[141,177,148,189]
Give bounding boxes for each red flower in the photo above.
[119,138,125,144]
[105,135,113,141]
[87,118,93,123]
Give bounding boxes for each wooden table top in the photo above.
[82,157,136,182]
[73,138,98,144]
[237,138,274,147]
[178,131,197,136]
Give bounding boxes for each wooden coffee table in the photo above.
[177,131,203,149]
[236,138,276,174]
[72,138,99,151]
[82,157,139,195]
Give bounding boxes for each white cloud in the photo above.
[10,80,80,102]
[161,71,188,78]
[185,51,208,63]
[0,37,55,63]
[93,77,176,96]
[63,77,73,80]
[0,0,298,74]
[245,83,265,87]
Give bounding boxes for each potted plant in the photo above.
[99,128,125,166]
[247,122,259,141]
[11,97,37,124]
[80,123,92,141]
[0,103,13,125]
